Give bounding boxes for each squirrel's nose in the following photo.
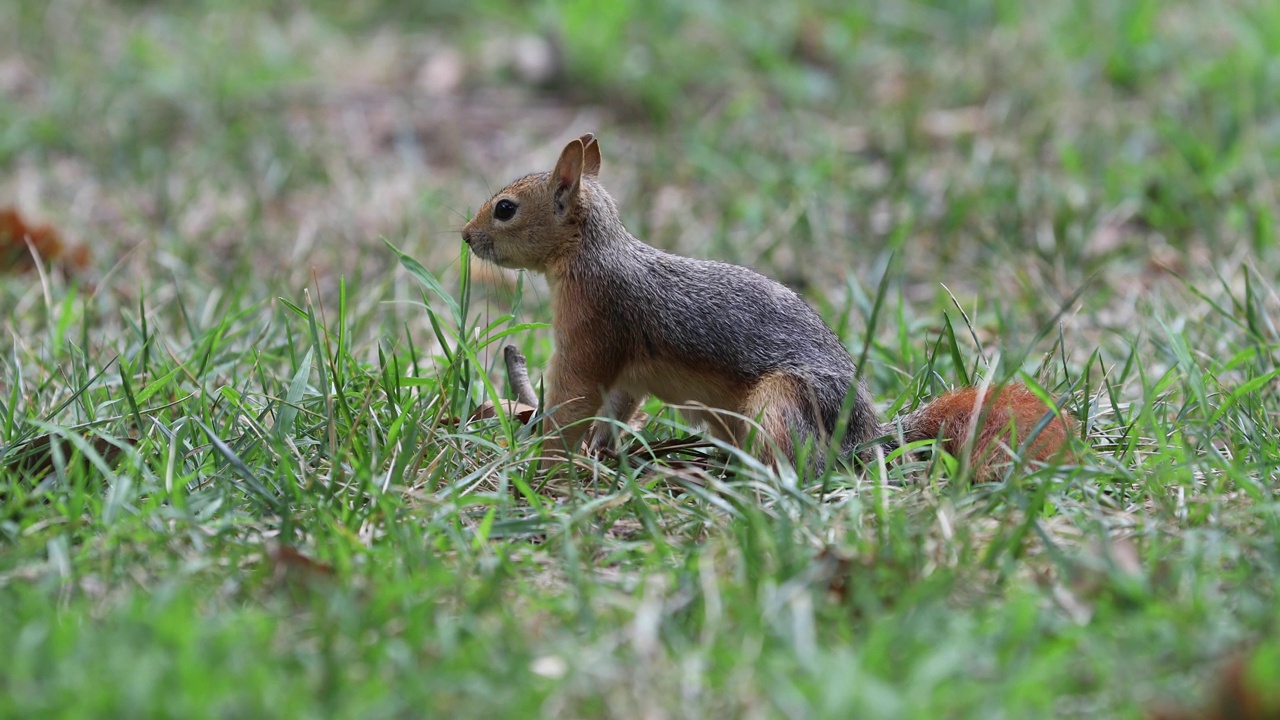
[462,230,472,245]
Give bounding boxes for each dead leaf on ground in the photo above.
[0,207,89,275]
[467,399,539,425]
[471,399,538,423]
[267,544,340,599]
[269,544,336,582]
[0,432,137,480]
[1149,652,1280,720]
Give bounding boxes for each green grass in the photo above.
[2,0,1280,717]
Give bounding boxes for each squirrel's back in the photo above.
[555,202,877,448]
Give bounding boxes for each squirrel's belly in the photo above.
[617,359,750,412]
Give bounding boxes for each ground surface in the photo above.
[2,0,1279,717]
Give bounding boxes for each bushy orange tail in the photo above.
[896,384,1072,480]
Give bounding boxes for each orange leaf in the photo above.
[0,206,89,275]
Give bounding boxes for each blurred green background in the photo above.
[5,0,1276,306]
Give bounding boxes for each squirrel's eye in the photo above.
[494,199,518,221]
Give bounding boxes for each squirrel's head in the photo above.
[462,133,603,273]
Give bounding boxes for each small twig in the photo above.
[503,345,539,409]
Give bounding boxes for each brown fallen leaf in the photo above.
[469,399,538,424]
[1,432,136,480]
[1149,653,1280,720]
[269,544,336,582]
[442,399,538,427]
[443,346,540,427]
[0,206,89,275]
[267,544,339,599]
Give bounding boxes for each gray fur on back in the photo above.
[567,178,880,449]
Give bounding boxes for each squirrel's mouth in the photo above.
[469,241,494,262]
[463,231,497,263]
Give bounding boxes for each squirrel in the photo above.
[461,133,1072,478]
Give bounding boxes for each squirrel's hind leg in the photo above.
[739,373,823,470]
[585,388,642,454]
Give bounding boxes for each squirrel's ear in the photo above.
[581,135,601,178]
[550,137,586,216]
